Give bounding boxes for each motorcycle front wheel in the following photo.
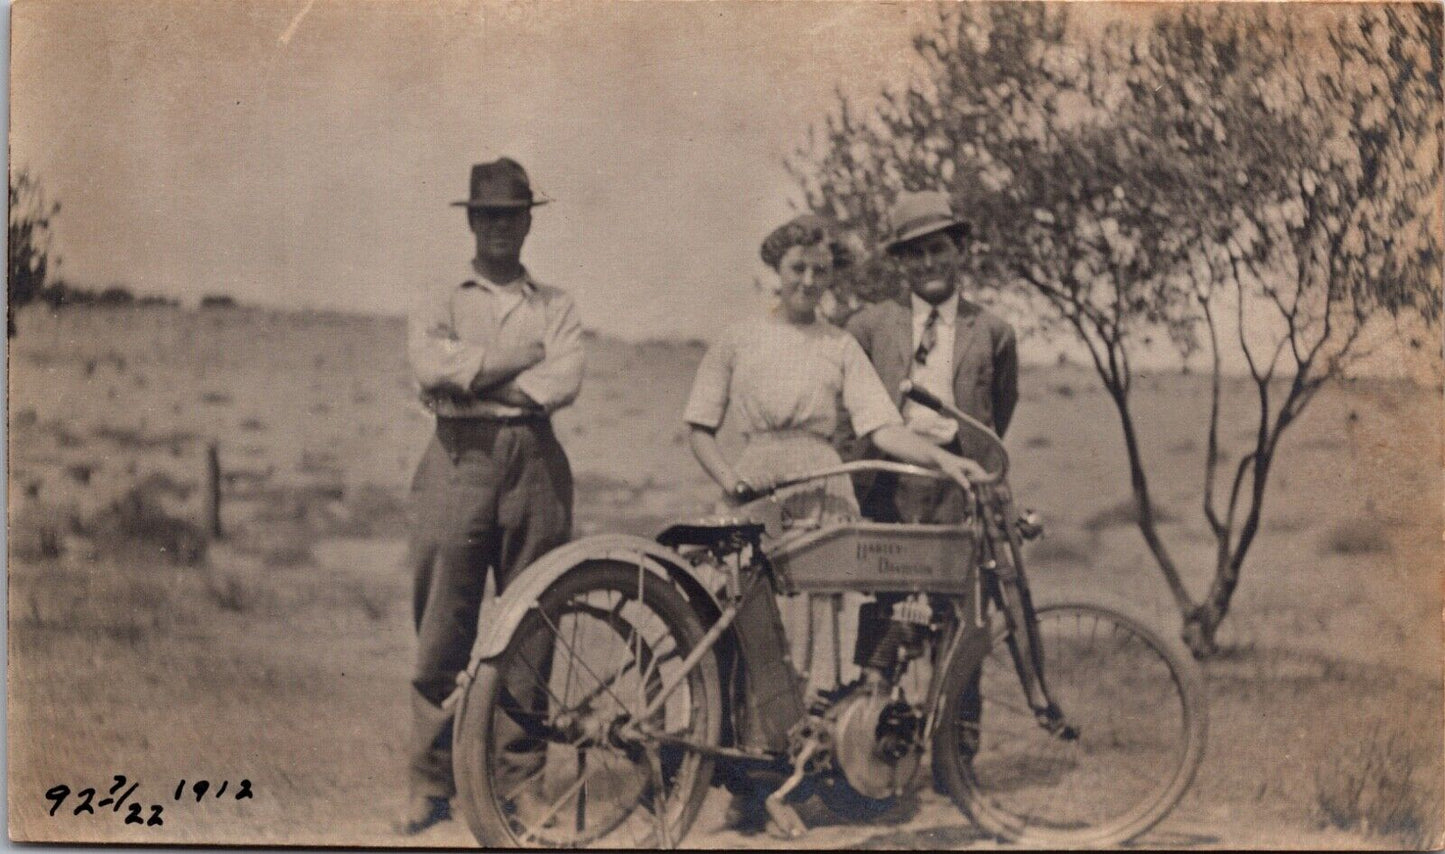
[932,595,1207,847]
[453,561,721,848]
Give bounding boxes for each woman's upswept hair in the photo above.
[760,213,855,272]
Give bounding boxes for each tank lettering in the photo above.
[877,557,933,576]
[856,542,904,560]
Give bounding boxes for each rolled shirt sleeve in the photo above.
[407,284,488,392]
[682,331,735,431]
[840,336,904,440]
[513,290,586,413]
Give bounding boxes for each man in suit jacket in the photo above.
[846,190,1019,523]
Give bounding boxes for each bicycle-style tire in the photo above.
[932,594,1208,847]
[452,561,722,848]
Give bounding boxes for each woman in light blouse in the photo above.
[683,213,983,833]
[684,214,982,525]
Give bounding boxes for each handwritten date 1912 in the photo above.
[45,776,253,827]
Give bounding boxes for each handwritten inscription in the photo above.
[44,776,253,828]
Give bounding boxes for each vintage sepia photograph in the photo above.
[7,0,1443,848]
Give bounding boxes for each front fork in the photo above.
[983,490,1078,739]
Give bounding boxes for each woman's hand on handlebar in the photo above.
[871,423,984,496]
[727,475,771,504]
[933,450,988,499]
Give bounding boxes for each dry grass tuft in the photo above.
[10,501,72,561]
[329,483,409,538]
[228,518,315,567]
[1320,518,1392,556]
[1168,438,1198,455]
[1312,721,1442,847]
[91,425,200,452]
[205,572,254,613]
[261,540,316,568]
[352,582,390,621]
[1024,533,1090,565]
[1082,497,1177,533]
[88,485,209,566]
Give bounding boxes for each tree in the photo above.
[8,169,61,337]
[1138,4,1442,654]
[789,3,1442,656]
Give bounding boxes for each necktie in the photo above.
[915,307,940,365]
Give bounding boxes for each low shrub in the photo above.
[1312,721,1442,847]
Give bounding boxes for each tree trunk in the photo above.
[1184,411,1283,659]
[1106,383,1197,619]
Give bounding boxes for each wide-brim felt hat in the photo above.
[451,157,550,209]
[883,190,971,254]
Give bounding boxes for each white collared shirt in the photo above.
[472,265,529,321]
[407,265,585,418]
[903,291,960,445]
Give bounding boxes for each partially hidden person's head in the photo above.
[883,190,971,306]
[760,213,853,322]
[452,158,549,266]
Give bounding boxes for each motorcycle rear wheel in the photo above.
[453,561,721,848]
[932,595,1207,847]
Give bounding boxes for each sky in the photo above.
[11,0,945,340]
[10,0,1437,381]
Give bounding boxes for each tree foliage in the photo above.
[789,3,1442,656]
[8,169,61,337]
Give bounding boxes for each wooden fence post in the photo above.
[205,440,223,539]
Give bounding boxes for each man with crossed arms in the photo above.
[398,158,584,835]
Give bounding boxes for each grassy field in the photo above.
[7,304,1442,848]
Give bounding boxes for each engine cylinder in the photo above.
[853,597,931,672]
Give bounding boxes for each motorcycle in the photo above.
[449,381,1207,848]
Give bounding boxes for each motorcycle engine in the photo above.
[826,687,924,799]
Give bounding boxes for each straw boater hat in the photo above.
[883,190,971,254]
[451,157,550,210]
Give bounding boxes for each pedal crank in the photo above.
[764,733,821,840]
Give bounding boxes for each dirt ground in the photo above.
[8,306,1443,848]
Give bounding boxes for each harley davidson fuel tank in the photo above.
[767,522,977,595]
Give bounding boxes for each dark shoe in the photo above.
[723,791,769,834]
[1035,703,1080,741]
[392,795,451,836]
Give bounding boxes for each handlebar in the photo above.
[765,460,951,494]
[740,452,1004,504]
[732,382,1010,503]
[899,380,1009,480]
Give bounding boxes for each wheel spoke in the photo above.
[518,762,608,845]
[537,605,637,717]
[471,568,716,848]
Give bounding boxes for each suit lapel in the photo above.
[951,299,984,386]
[889,304,914,404]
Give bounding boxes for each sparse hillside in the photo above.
[8,305,1442,848]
